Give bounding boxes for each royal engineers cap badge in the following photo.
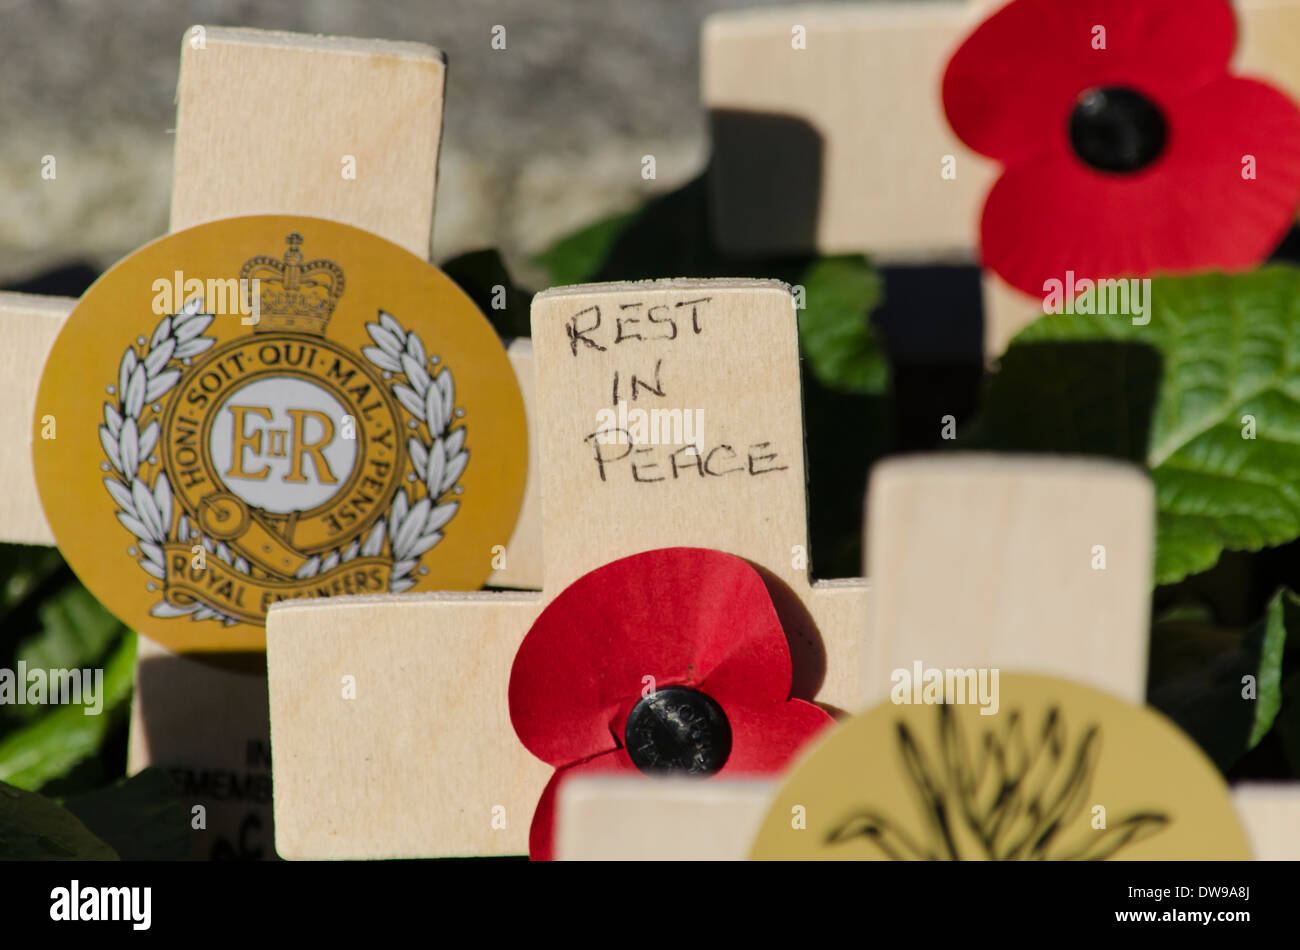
[34,215,528,653]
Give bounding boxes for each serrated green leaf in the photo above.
[1008,266,1300,584]
[0,631,135,790]
[0,780,117,859]
[62,767,188,860]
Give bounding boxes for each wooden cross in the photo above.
[267,278,871,857]
[3,26,542,857]
[553,453,1154,859]
[555,456,1300,859]
[703,0,1300,356]
[266,288,1162,860]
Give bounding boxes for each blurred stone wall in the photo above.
[0,0,865,286]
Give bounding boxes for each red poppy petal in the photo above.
[509,547,792,768]
[1156,77,1300,269]
[528,701,833,860]
[981,76,1300,296]
[944,0,1236,165]
[716,698,835,773]
[980,154,1161,296]
[529,748,637,861]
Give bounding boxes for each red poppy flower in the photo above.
[943,0,1300,297]
[508,546,834,861]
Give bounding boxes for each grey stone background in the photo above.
[0,0,883,287]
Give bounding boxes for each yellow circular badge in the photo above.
[35,215,527,653]
[751,673,1250,860]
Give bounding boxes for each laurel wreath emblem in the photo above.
[352,309,467,593]
[98,297,466,625]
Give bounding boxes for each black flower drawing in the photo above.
[826,703,1169,860]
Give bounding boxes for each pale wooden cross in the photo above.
[267,279,868,857]
[266,281,1177,859]
[703,0,1300,356]
[2,26,542,857]
[555,456,1300,859]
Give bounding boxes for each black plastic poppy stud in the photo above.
[624,685,733,776]
[1069,86,1168,174]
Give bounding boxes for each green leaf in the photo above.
[3,579,127,727]
[61,767,188,860]
[18,583,127,675]
[0,780,117,859]
[965,340,1160,463]
[1147,588,1295,770]
[796,256,886,394]
[1249,589,1296,747]
[0,631,136,790]
[530,178,888,396]
[1261,590,1300,775]
[1007,266,1300,584]
[531,210,638,287]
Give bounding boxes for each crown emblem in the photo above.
[239,233,345,334]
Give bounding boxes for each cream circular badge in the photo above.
[750,673,1251,860]
[34,215,528,653]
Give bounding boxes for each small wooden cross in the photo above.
[4,26,542,857]
[703,0,1300,356]
[260,291,1166,860]
[554,455,1299,859]
[267,278,874,858]
[552,453,1157,859]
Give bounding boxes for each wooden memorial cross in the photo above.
[2,26,542,858]
[553,453,1156,858]
[703,0,1300,356]
[555,455,1300,859]
[266,278,872,858]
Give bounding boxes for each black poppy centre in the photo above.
[1069,86,1168,173]
[624,685,732,776]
